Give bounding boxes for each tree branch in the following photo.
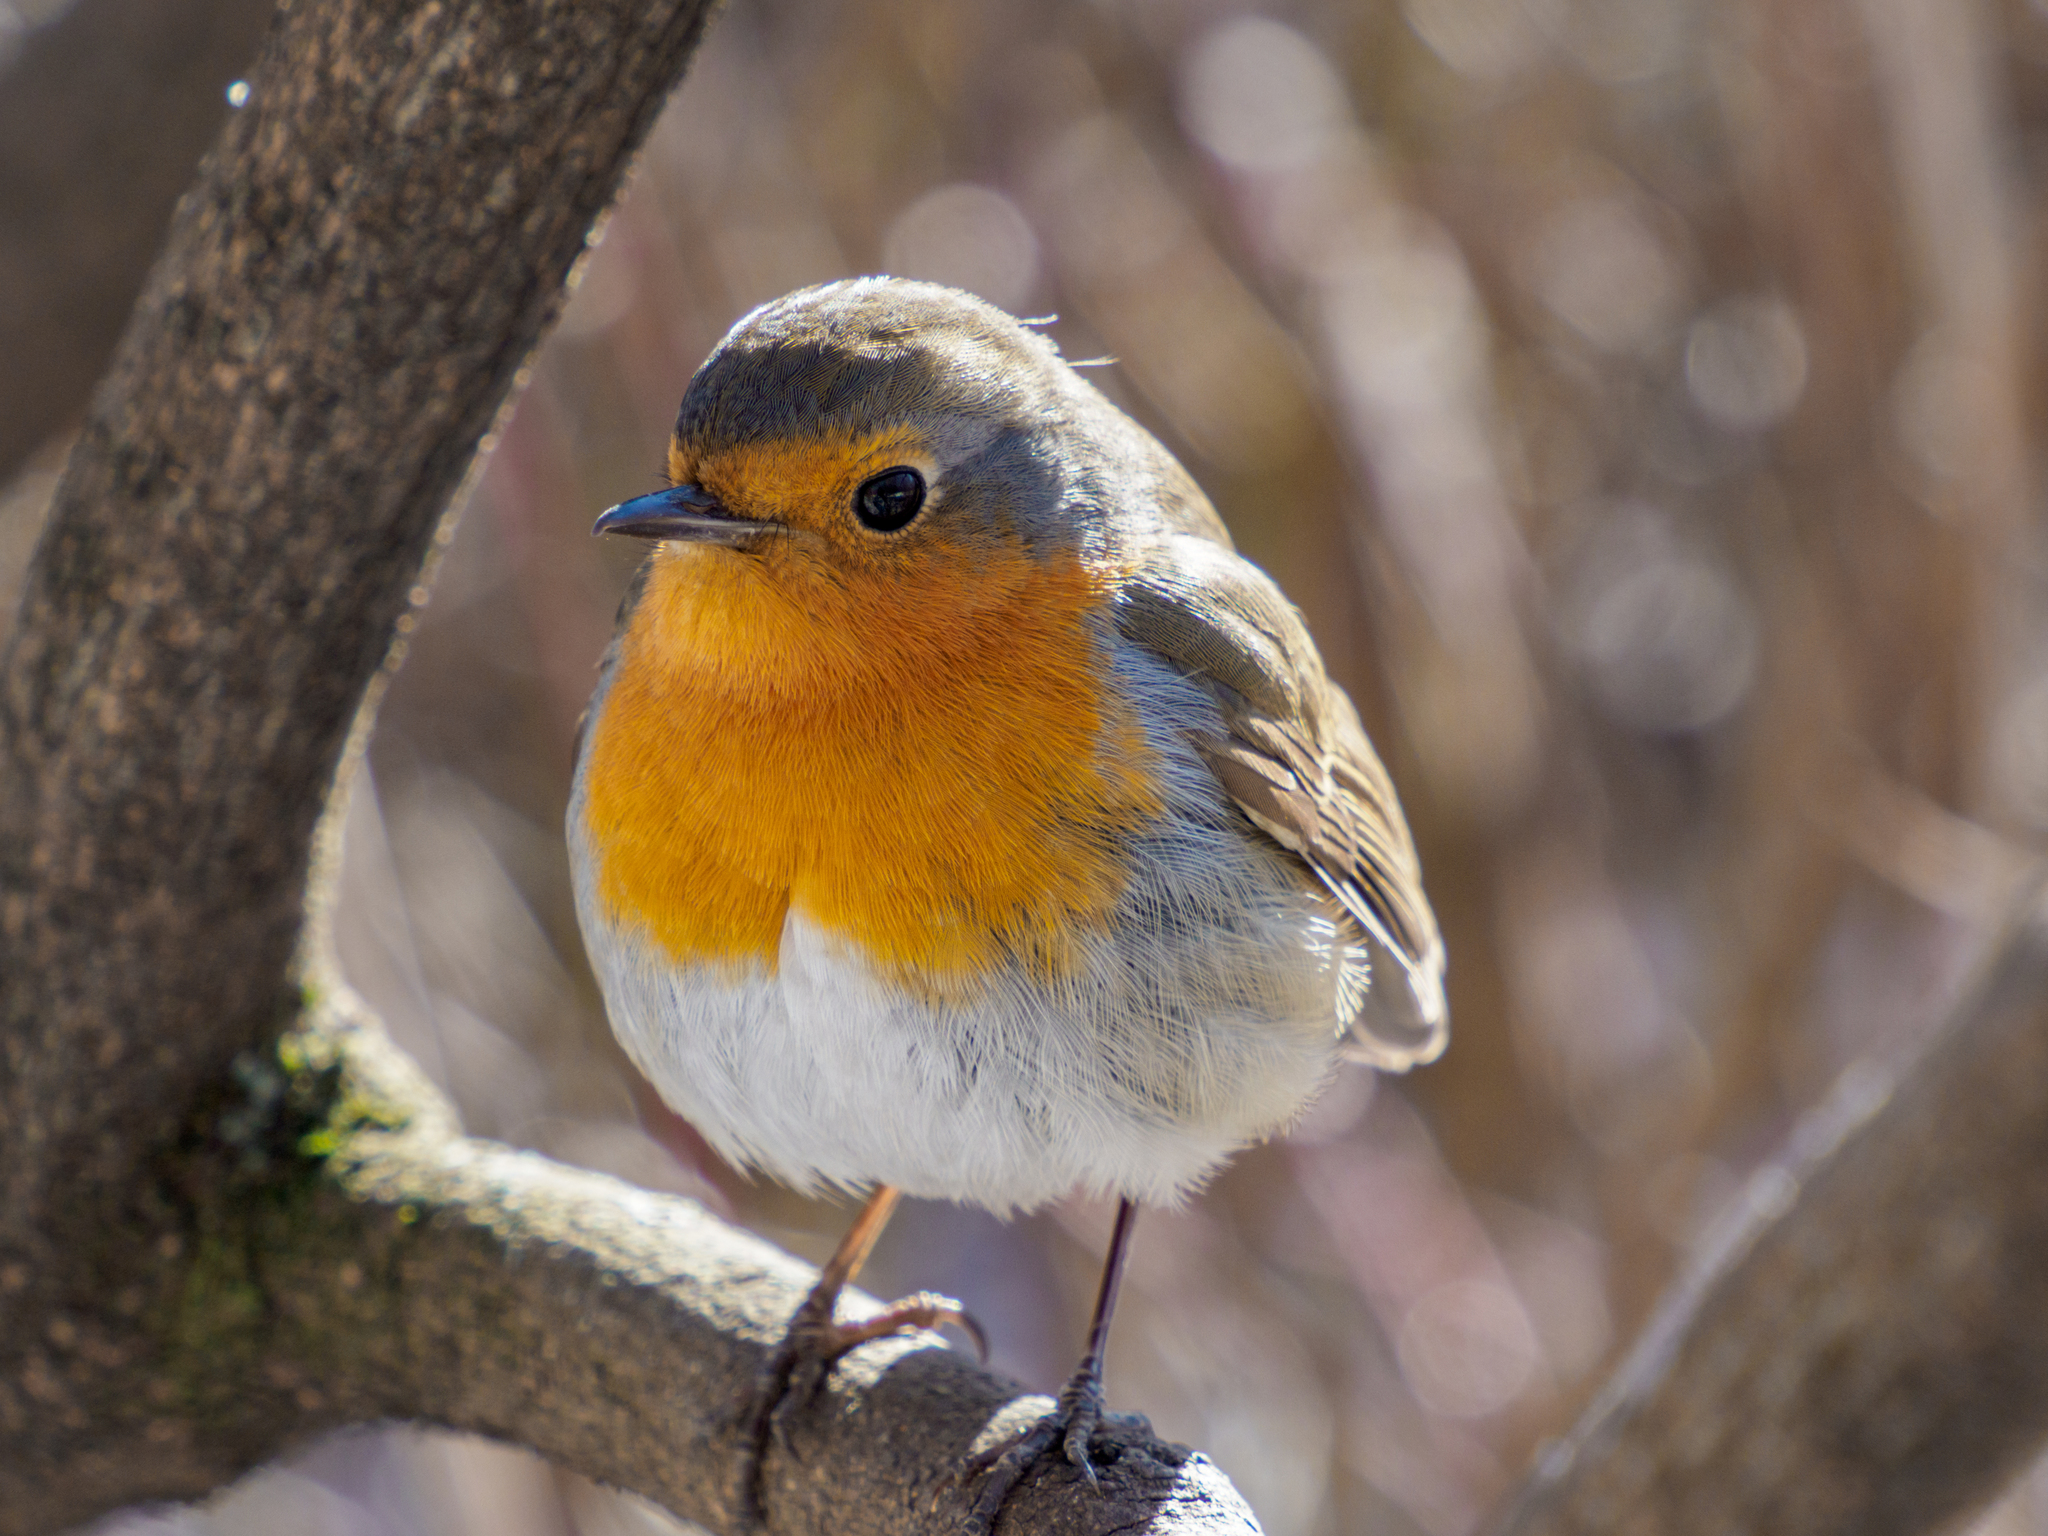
[0,0,716,1257]
[1489,880,2048,1536]
[3,983,1256,1535]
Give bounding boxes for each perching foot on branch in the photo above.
[739,1185,983,1529]
[961,1357,1154,1534]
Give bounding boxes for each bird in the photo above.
[568,276,1446,1531]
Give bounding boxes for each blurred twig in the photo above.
[1857,0,2033,809]
[1489,874,2048,1536]
[1815,742,2039,925]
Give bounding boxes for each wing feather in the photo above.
[1116,534,1447,1069]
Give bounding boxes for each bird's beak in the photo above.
[591,484,779,546]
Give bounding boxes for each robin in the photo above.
[570,277,1445,1530]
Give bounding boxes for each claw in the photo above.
[741,1287,972,1530]
[1063,1405,1102,1492]
[823,1291,987,1364]
[959,1365,1114,1534]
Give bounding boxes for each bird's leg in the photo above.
[962,1198,1148,1533]
[742,1184,982,1529]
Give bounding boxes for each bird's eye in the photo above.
[854,467,926,532]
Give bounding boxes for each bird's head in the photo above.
[600,278,1101,581]
[594,278,1222,688]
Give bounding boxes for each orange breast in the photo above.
[578,534,1165,992]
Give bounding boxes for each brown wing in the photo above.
[1116,534,1447,1070]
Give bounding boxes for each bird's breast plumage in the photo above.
[576,535,1165,995]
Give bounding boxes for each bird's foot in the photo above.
[959,1363,1151,1534]
[740,1289,983,1529]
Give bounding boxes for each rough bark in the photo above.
[0,0,718,1261]
[0,0,278,482]
[1489,883,2048,1536]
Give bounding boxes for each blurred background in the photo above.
[8,0,2048,1530]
